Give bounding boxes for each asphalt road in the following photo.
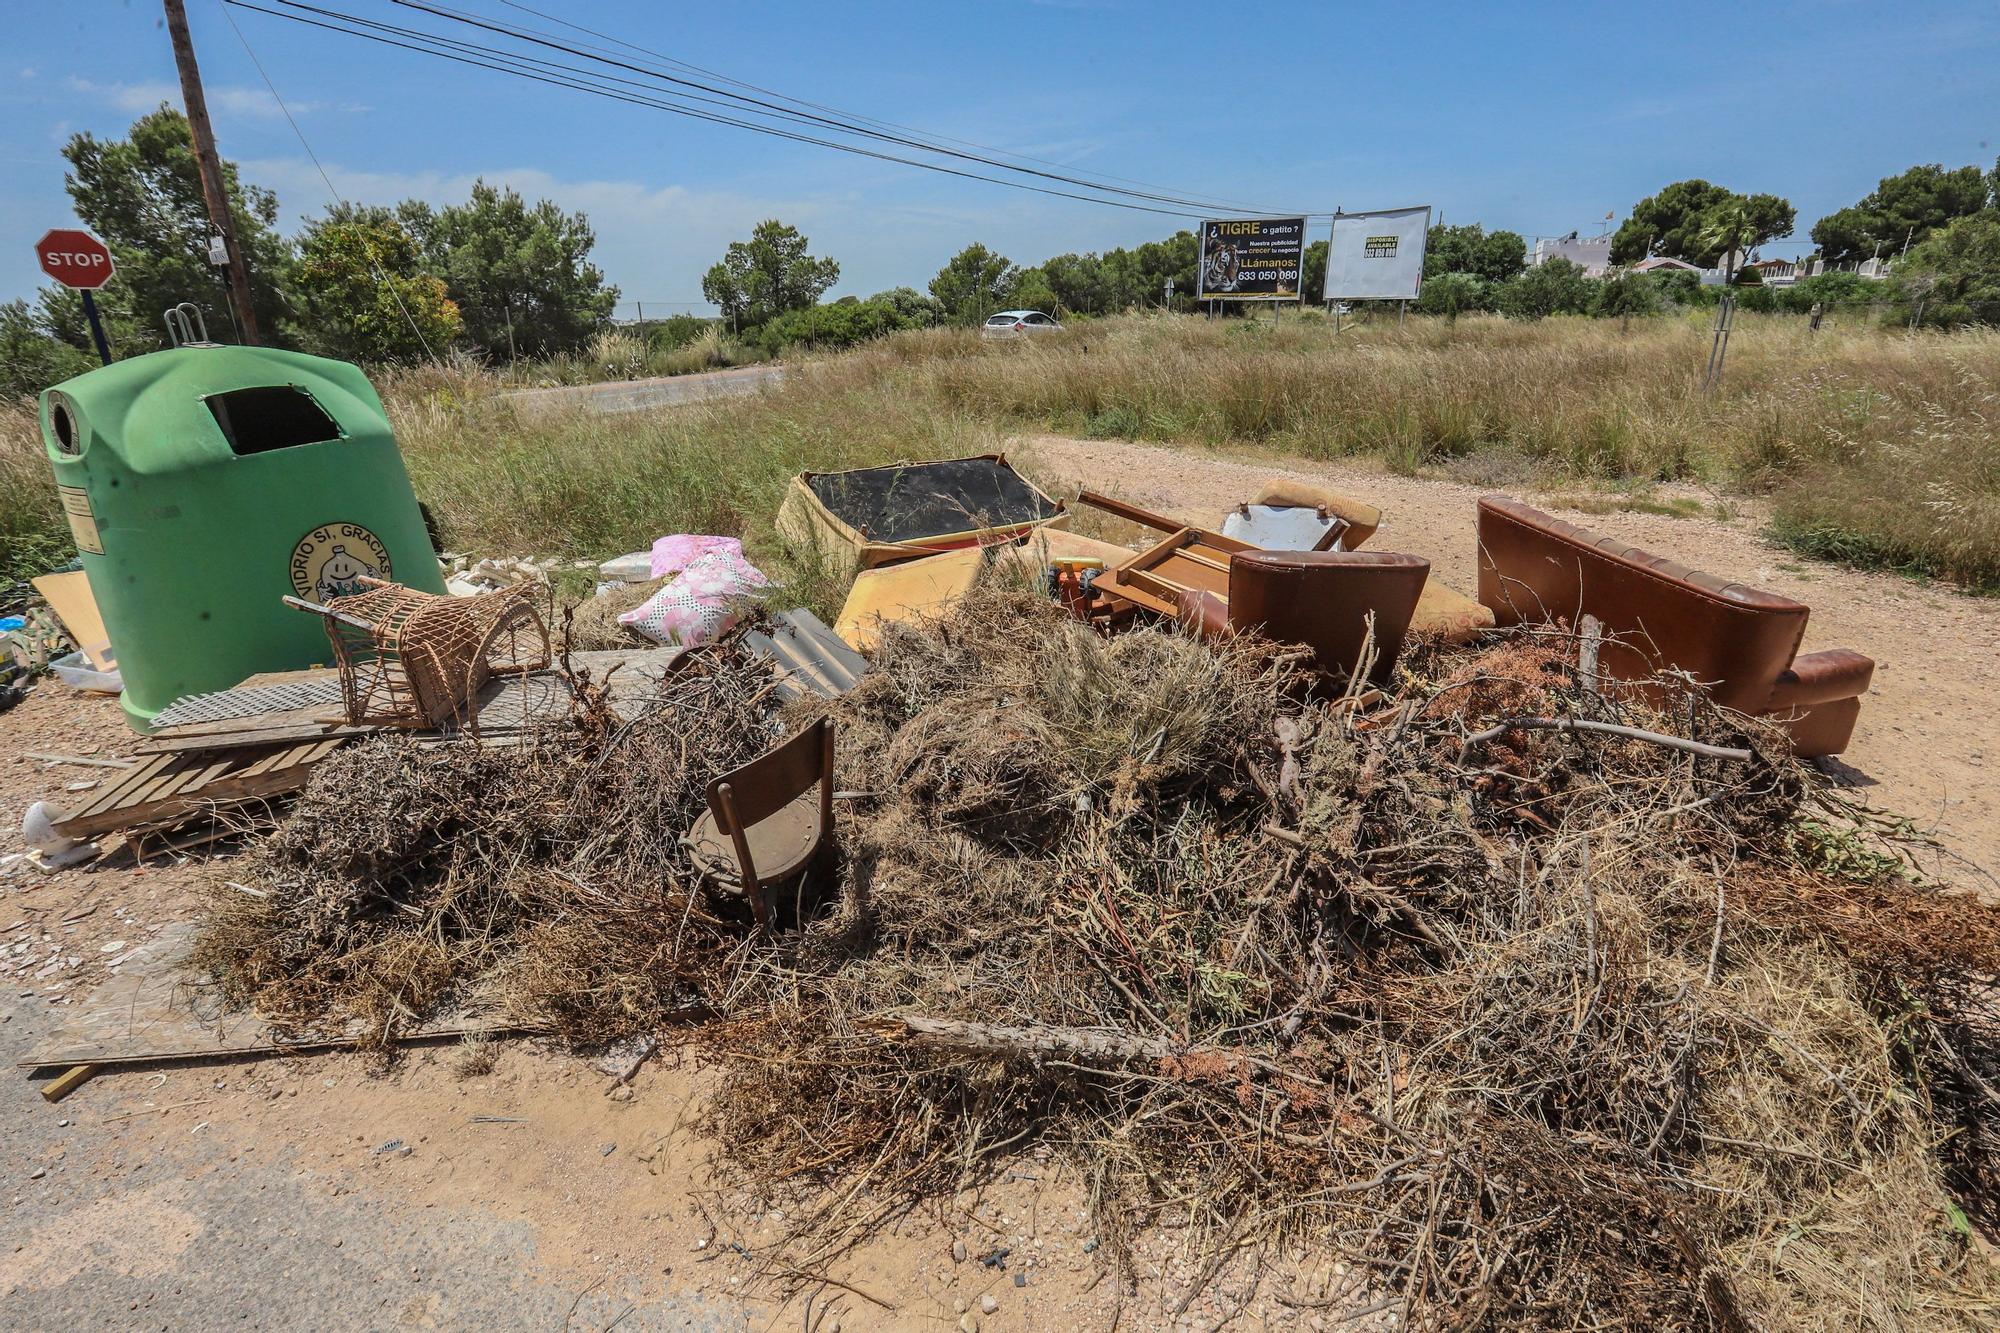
[500,364,785,417]
[0,988,752,1331]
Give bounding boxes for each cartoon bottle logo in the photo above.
[316,543,378,600]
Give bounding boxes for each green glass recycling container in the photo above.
[39,345,443,732]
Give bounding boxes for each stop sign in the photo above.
[36,228,116,290]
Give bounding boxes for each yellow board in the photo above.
[834,548,986,654]
[31,570,116,672]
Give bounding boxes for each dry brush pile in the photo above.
[195,581,2000,1330]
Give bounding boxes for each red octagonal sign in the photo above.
[36,228,116,290]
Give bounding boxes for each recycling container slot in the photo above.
[207,385,342,456]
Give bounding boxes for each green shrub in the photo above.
[1415,272,1491,319]
[1498,259,1598,320]
[644,314,713,352]
[754,299,914,354]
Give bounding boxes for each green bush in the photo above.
[644,314,713,352]
[0,300,95,400]
[1499,259,1598,320]
[1895,213,2000,328]
[754,298,913,354]
[1414,272,1491,319]
[1791,271,1878,309]
[1595,271,1662,323]
[1647,270,1704,305]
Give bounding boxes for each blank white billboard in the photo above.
[1327,206,1431,302]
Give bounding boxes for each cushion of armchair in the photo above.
[1766,648,1875,713]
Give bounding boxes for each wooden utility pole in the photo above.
[163,0,260,344]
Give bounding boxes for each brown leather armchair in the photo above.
[1176,550,1431,686]
[1475,496,1873,756]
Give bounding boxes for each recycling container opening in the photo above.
[207,385,343,455]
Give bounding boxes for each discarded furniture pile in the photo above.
[23,440,1989,1331]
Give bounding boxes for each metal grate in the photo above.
[150,679,347,730]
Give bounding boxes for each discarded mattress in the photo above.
[776,454,1068,573]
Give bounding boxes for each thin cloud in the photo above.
[64,77,366,119]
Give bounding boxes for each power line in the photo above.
[385,0,1293,215]
[484,0,1277,216]
[215,0,442,362]
[226,1,1205,217]
[226,0,1306,220]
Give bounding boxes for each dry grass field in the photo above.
[5,311,1997,594]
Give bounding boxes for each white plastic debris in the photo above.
[597,551,655,583]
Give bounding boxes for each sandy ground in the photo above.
[0,686,1368,1331]
[1017,433,2000,882]
[3,430,1995,1328]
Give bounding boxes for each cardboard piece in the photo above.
[835,548,986,653]
[31,570,115,672]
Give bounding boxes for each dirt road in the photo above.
[1018,433,2000,880]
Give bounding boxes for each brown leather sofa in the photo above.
[1475,496,1873,756]
[1177,551,1431,686]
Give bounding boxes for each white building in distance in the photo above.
[1529,232,1614,277]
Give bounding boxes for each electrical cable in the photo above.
[216,0,443,362]
[482,0,1278,216]
[384,0,1295,215]
[228,0,1318,220]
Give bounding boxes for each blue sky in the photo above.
[5,1,1996,314]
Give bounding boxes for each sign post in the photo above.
[35,228,116,365]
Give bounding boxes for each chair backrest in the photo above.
[707,717,834,832]
[1475,496,1806,712]
[1228,550,1430,685]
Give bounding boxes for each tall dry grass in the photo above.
[5,312,1998,593]
[1,399,65,587]
[815,311,2000,587]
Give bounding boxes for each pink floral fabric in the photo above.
[619,550,769,646]
[649,534,743,580]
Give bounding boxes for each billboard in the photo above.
[1197,217,1307,301]
[1327,206,1432,302]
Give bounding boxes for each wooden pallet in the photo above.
[51,736,345,841]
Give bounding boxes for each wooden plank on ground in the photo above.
[18,924,517,1072]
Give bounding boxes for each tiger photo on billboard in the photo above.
[1202,231,1242,293]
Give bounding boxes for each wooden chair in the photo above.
[687,718,836,930]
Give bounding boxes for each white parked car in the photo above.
[981,309,1063,338]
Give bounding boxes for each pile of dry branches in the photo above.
[705,585,2000,1330]
[196,578,2000,1328]
[193,649,780,1044]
